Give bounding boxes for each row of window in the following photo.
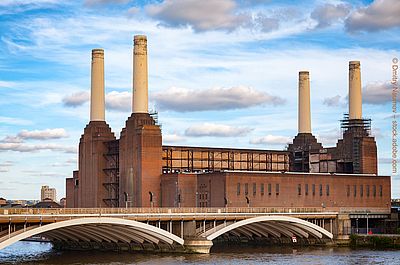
[237,183,280,196]
[297,184,329,196]
[346,185,382,197]
[236,183,384,198]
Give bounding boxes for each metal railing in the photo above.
[0,207,332,216]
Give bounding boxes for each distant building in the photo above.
[0,197,6,206]
[59,197,66,208]
[41,186,56,202]
[33,198,61,209]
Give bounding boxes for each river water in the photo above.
[0,242,399,264]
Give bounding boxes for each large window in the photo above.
[367,185,370,197]
[245,183,249,195]
[353,185,357,197]
[379,185,383,197]
[253,183,257,196]
[237,183,240,196]
[319,184,323,196]
[373,185,376,197]
[326,184,330,196]
[305,184,309,196]
[276,184,280,195]
[312,184,316,196]
[298,184,302,196]
[268,183,272,196]
[261,183,265,196]
[360,185,363,197]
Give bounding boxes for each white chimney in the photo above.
[90,49,105,121]
[298,71,311,133]
[349,61,362,119]
[132,35,148,113]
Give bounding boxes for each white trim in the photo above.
[206,216,333,241]
[0,217,184,250]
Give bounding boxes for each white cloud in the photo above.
[0,161,13,167]
[0,143,76,153]
[84,0,129,6]
[153,86,285,112]
[0,80,16,88]
[323,95,343,107]
[146,0,249,32]
[62,91,90,107]
[363,81,393,104]
[185,123,252,137]
[17,128,68,140]
[163,133,186,144]
[345,0,400,32]
[250,135,291,145]
[316,129,341,146]
[0,116,33,126]
[311,3,351,29]
[106,91,131,111]
[254,13,280,32]
[62,91,130,111]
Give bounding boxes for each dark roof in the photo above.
[33,201,61,208]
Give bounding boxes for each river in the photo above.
[0,242,399,264]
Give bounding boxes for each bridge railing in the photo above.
[0,207,329,215]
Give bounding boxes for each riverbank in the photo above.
[349,234,400,249]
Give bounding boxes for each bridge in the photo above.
[0,207,372,253]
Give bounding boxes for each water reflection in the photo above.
[0,242,399,265]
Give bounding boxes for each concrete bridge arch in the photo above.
[0,217,184,251]
[204,215,333,241]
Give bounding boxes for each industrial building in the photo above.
[66,35,390,213]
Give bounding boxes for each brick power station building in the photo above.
[66,36,391,213]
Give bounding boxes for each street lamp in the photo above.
[356,218,359,234]
[149,191,154,208]
[123,192,130,208]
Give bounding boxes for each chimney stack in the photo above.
[90,49,105,121]
[298,71,311,134]
[349,61,362,120]
[132,35,148,113]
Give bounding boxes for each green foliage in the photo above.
[370,236,393,248]
[349,234,358,247]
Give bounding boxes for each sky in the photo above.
[0,0,399,200]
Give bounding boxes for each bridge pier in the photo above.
[183,239,213,254]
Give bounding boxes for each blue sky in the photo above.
[0,0,399,200]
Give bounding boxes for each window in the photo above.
[237,183,240,196]
[319,184,323,196]
[305,184,309,196]
[253,183,257,196]
[373,185,376,197]
[75,179,79,186]
[367,185,370,197]
[379,185,383,197]
[276,184,280,195]
[326,184,330,196]
[298,184,302,196]
[360,185,363,197]
[353,185,357,197]
[347,185,350,197]
[312,184,316,196]
[268,184,272,195]
[261,184,264,196]
[245,183,249,195]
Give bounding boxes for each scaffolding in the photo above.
[103,140,119,207]
[340,114,371,137]
[162,146,289,174]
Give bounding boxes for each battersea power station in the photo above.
[65,35,391,212]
